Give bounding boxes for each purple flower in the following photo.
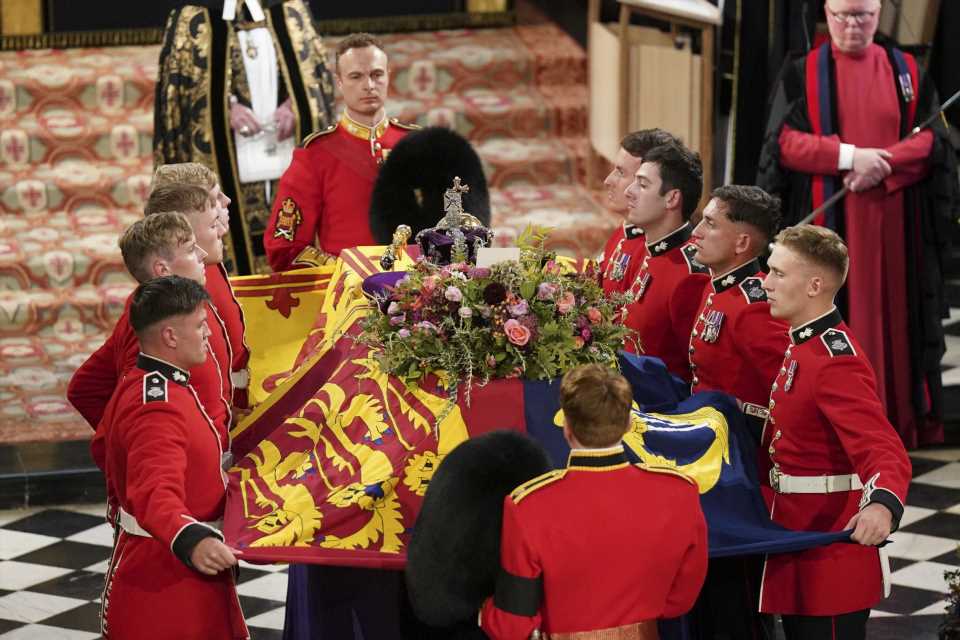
[469,267,492,279]
[580,326,593,342]
[508,299,529,317]
[444,286,463,302]
[537,282,559,300]
[398,328,411,338]
[477,305,492,318]
[458,306,474,319]
[415,321,438,333]
[389,313,406,326]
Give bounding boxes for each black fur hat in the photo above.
[406,430,552,632]
[369,126,491,245]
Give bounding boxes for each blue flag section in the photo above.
[523,352,852,558]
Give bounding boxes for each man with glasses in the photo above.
[758,0,958,451]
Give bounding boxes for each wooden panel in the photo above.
[1,0,43,35]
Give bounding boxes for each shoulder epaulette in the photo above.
[142,372,169,404]
[739,277,768,304]
[510,469,566,504]
[681,244,710,275]
[821,328,856,357]
[635,462,696,486]
[301,123,338,148]
[389,117,421,131]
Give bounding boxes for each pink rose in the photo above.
[503,318,532,346]
[458,306,473,319]
[506,366,524,379]
[557,291,576,314]
[586,307,602,325]
[422,276,439,294]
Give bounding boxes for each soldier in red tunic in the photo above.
[689,185,789,442]
[264,33,418,272]
[620,143,710,381]
[68,211,233,451]
[760,225,911,639]
[97,275,247,639]
[686,185,788,639]
[597,129,678,296]
[480,364,708,639]
[152,163,252,409]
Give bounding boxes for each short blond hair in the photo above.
[774,224,849,284]
[152,163,217,190]
[144,183,211,216]
[559,364,633,447]
[119,211,194,283]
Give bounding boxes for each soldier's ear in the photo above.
[158,324,178,349]
[807,275,823,297]
[152,258,171,278]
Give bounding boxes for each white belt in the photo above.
[769,468,863,494]
[230,368,250,389]
[118,507,223,538]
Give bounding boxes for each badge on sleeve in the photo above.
[274,197,303,241]
[740,277,767,303]
[143,373,168,404]
[821,328,856,357]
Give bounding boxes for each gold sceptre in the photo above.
[380,224,412,270]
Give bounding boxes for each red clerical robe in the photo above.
[622,223,711,382]
[598,223,647,296]
[760,309,911,616]
[776,43,934,445]
[97,354,247,639]
[480,445,707,639]
[264,112,414,272]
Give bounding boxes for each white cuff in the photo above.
[838,143,856,171]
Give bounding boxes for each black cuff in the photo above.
[493,568,543,617]
[868,489,904,533]
[172,522,223,568]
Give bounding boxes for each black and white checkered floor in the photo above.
[0,450,956,639]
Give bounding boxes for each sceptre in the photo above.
[797,86,960,226]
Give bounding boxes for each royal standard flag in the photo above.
[223,250,849,566]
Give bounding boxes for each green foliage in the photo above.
[359,226,630,394]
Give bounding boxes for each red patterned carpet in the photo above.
[0,18,618,444]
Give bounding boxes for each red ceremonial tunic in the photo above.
[760,308,911,616]
[480,445,707,639]
[778,42,932,442]
[688,259,789,413]
[264,112,413,272]
[205,263,249,409]
[97,354,247,639]
[69,294,232,448]
[598,223,646,296]
[622,223,711,382]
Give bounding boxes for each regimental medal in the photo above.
[702,309,724,343]
[784,359,798,392]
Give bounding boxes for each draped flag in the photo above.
[223,249,849,566]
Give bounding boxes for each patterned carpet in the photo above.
[0,18,617,444]
[0,448,956,639]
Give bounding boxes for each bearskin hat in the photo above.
[369,126,491,245]
[405,430,552,632]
